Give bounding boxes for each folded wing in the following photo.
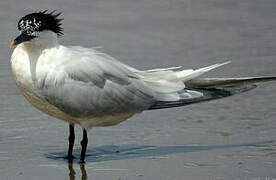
[38,47,276,114]
[37,47,155,118]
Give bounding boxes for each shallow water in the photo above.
[1,0,276,179]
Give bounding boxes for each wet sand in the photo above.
[1,0,276,179]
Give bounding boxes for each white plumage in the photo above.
[10,11,276,162]
[11,33,232,128]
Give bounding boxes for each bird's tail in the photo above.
[148,76,276,110]
[135,61,276,110]
[139,61,276,109]
[135,61,231,102]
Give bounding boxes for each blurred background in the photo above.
[0,0,276,179]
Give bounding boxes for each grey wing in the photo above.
[37,53,155,118]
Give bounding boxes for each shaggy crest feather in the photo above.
[18,10,63,36]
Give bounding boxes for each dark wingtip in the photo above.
[148,85,257,110]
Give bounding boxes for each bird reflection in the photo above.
[68,162,87,180]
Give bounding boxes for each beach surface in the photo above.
[0,0,276,179]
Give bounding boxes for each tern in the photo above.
[10,11,276,163]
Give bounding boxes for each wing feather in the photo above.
[37,46,155,118]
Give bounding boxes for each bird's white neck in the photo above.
[11,31,60,89]
[23,31,59,51]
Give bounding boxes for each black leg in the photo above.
[67,123,75,161]
[80,128,88,163]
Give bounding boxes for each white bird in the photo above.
[10,11,276,163]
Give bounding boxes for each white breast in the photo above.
[10,44,135,128]
[11,44,78,124]
[11,44,34,88]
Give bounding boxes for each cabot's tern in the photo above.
[10,11,276,163]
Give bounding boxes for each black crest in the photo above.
[18,10,63,36]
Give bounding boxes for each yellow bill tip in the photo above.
[9,40,16,48]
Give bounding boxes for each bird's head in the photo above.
[10,10,63,48]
